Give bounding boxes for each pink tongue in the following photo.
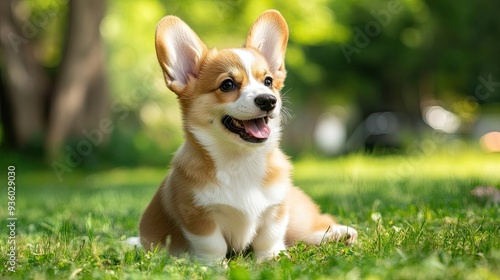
[242,118,270,138]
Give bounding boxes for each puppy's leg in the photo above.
[139,186,171,249]
[139,186,188,254]
[285,186,357,246]
[252,204,288,260]
[183,226,228,264]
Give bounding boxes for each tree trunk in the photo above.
[45,0,108,159]
[0,0,48,148]
[1,0,109,158]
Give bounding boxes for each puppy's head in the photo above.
[155,10,288,147]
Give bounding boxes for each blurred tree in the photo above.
[1,0,499,164]
[0,0,49,150]
[45,0,108,159]
[0,0,108,159]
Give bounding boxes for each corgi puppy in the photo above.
[139,10,357,262]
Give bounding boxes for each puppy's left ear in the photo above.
[155,16,207,94]
[246,10,289,75]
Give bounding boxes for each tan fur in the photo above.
[263,149,291,187]
[139,10,356,259]
[139,140,219,253]
[284,186,334,246]
[138,180,188,254]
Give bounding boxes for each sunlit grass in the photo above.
[1,150,499,279]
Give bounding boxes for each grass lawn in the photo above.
[1,150,500,279]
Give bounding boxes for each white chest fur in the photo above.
[194,167,286,217]
[192,142,287,250]
[194,145,286,209]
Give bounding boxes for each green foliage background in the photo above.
[12,0,500,164]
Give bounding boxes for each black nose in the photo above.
[254,94,277,112]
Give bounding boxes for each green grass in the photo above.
[1,151,500,279]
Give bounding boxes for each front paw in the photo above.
[325,225,358,245]
[253,243,287,261]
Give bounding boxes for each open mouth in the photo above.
[222,115,270,143]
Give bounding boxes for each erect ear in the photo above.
[155,16,207,94]
[245,10,289,75]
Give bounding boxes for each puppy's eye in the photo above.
[219,79,237,92]
[264,77,273,88]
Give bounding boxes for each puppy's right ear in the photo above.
[155,16,207,94]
